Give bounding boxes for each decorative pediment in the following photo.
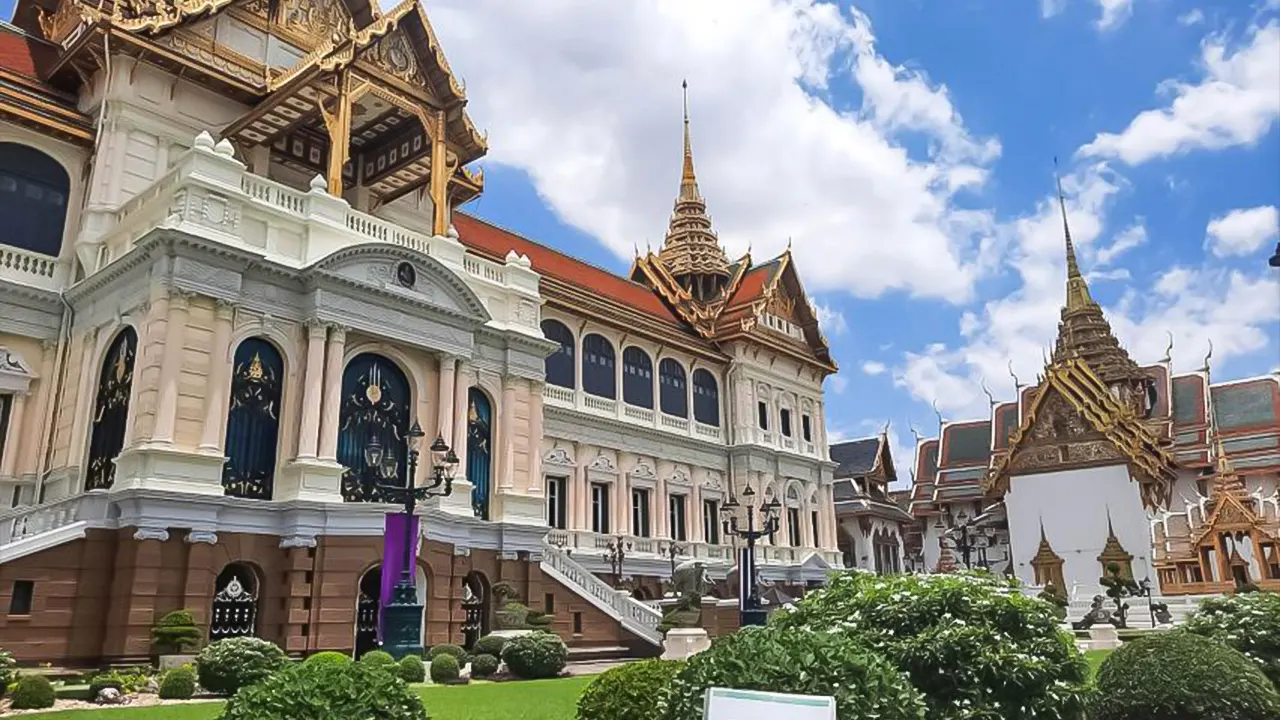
[668,467,691,486]
[0,348,37,394]
[629,459,656,480]
[360,28,429,89]
[588,453,616,473]
[544,447,574,467]
[310,244,490,322]
[703,471,723,491]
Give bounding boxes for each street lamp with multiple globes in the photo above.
[364,421,459,659]
[602,535,631,588]
[719,484,781,627]
[942,508,999,570]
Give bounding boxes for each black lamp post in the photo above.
[602,535,631,588]
[663,542,686,595]
[944,509,998,570]
[719,485,781,627]
[366,421,458,660]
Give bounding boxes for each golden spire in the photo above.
[1055,158,1094,312]
[680,79,700,203]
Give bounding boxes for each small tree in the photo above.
[152,609,202,654]
[1098,563,1138,629]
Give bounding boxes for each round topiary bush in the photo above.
[218,659,427,720]
[662,626,925,720]
[1092,631,1280,720]
[428,644,468,663]
[398,654,425,683]
[1185,591,1280,688]
[152,609,202,654]
[0,649,16,696]
[473,634,507,658]
[578,659,683,720]
[359,649,398,673]
[429,653,460,684]
[159,666,197,699]
[501,631,568,680]
[772,571,1089,718]
[10,674,56,710]
[470,653,500,678]
[195,636,289,696]
[304,651,352,667]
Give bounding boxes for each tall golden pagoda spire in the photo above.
[1050,160,1142,387]
[657,80,731,303]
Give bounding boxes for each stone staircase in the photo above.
[539,541,664,647]
[0,493,106,564]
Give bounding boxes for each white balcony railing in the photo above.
[544,528,832,567]
[542,384,727,445]
[0,245,70,293]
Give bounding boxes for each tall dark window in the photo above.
[546,476,567,529]
[788,507,802,547]
[591,483,610,533]
[0,142,69,257]
[669,494,687,542]
[692,369,719,426]
[802,414,812,442]
[582,334,616,399]
[659,359,687,417]
[541,319,575,389]
[631,488,651,537]
[702,499,719,545]
[337,354,410,502]
[467,388,493,520]
[811,510,820,548]
[86,328,138,491]
[222,338,283,500]
[622,347,653,408]
[780,408,793,438]
[0,395,11,479]
[756,401,769,430]
[8,580,33,615]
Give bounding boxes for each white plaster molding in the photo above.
[184,530,218,545]
[133,526,170,541]
[544,447,574,468]
[0,348,37,394]
[280,535,318,549]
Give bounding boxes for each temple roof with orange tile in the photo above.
[0,22,94,143]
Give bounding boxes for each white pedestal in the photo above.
[661,628,711,661]
[158,654,197,671]
[490,629,536,640]
[275,459,347,503]
[1087,626,1121,651]
[111,446,227,496]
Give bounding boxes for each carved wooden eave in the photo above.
[717,252,836,373]
[630,251,733,338]
[984,355,1178,510]
[1189,492,1274,549]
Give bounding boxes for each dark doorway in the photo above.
[210,563,260,640]
[355,566,381,658]
[460,572,490,650]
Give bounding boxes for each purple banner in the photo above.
[379,512,420,641]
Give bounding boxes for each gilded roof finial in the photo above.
[909,422,923,446]
[932,399,944,435]
[1008,360,1023,393]
[680,79,699,202]
[981,378,996,411]
[1055,157,1095,312]
[1201,339,1214,379]
[1161,330,1174,366]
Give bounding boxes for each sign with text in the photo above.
[704,687,836,720]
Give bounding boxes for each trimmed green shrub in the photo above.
[88,667,151,697]
[1091,631,1280,720]
[663,626,925,720]
[428,644,468,663]
[358,649,398,673]
[773,571,1089,719]
[10,674,56,710]
[501,631,568,679]
[470,653,500,678]
[1185,591,1280,688]
[429,654,460,684]
[195,636,289,696]
[472,634,507,658]
[578,659,683,720]
[0,649,15,696]
[304,651,352,667]
[158,666,197,700]
[218,660,427,720]
[398,654,425,683]
[152,609,202,653]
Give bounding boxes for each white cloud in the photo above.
[1178,9,1205,26]
[862,361,887,376]
[827,375,849,395]
[1041,0,1067,19]
[813,302,849,336]
[1079,20,1280,164]
[1096,0,1136,30]
[1094,222,1147,265]
[1205,205,1280,257]
[428,0,999,303]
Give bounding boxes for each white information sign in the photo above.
[703,687,837,720]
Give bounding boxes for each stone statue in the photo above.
[1072,595,1115,630]
[661,560,711,631]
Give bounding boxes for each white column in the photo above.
[569,443,583,529]
[437,356,457,445]
[68,328,99,465]
[296,320,326,459]
[499,377,516,489]
[614,346,625,420]
[528,381,544,492]
[651,353,662,429]
[198,300,235,452]
[690,480,703,543]
[19,341,57,479]
[451,360,469,469]
[152,290,190,444]
[1,392,27,478]
[655,473,668,538]
[317,325,347,461]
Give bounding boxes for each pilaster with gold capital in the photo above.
[317,324,348,461]
[296,319,327,459]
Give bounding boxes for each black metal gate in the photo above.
[461,573,487,650]
[210,564,259,640]
[355,567,381,659]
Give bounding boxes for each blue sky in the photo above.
[8,0,1277,482]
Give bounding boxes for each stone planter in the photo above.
[494,606,528,630]
[158,653,197,671]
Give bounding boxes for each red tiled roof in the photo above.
[0,23,55,80]
[451,213,682,324]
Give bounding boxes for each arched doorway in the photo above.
[338,354,411,502]
[461,572,490,650]
[222,337,284,499]
[466,388,493,520]
[210,563,260,641]
[85,328,138,490]
[355,566,381,658]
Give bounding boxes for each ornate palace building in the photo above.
[904,188,1280,602]
[0,0,840,665]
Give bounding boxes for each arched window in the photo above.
[338,354,411,502]
[222,338,284,500]
[692,369,719,426]
[467,387,493,520]
[541,319,575,389]
[582,333,616,399]
[85,328,138,490]
[210,563,260,640]
[622,347,653,409]
[0,143,69,257]
[659,359,687,418]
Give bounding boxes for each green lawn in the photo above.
[1085,649,1112,678]
[31,676,594,720]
